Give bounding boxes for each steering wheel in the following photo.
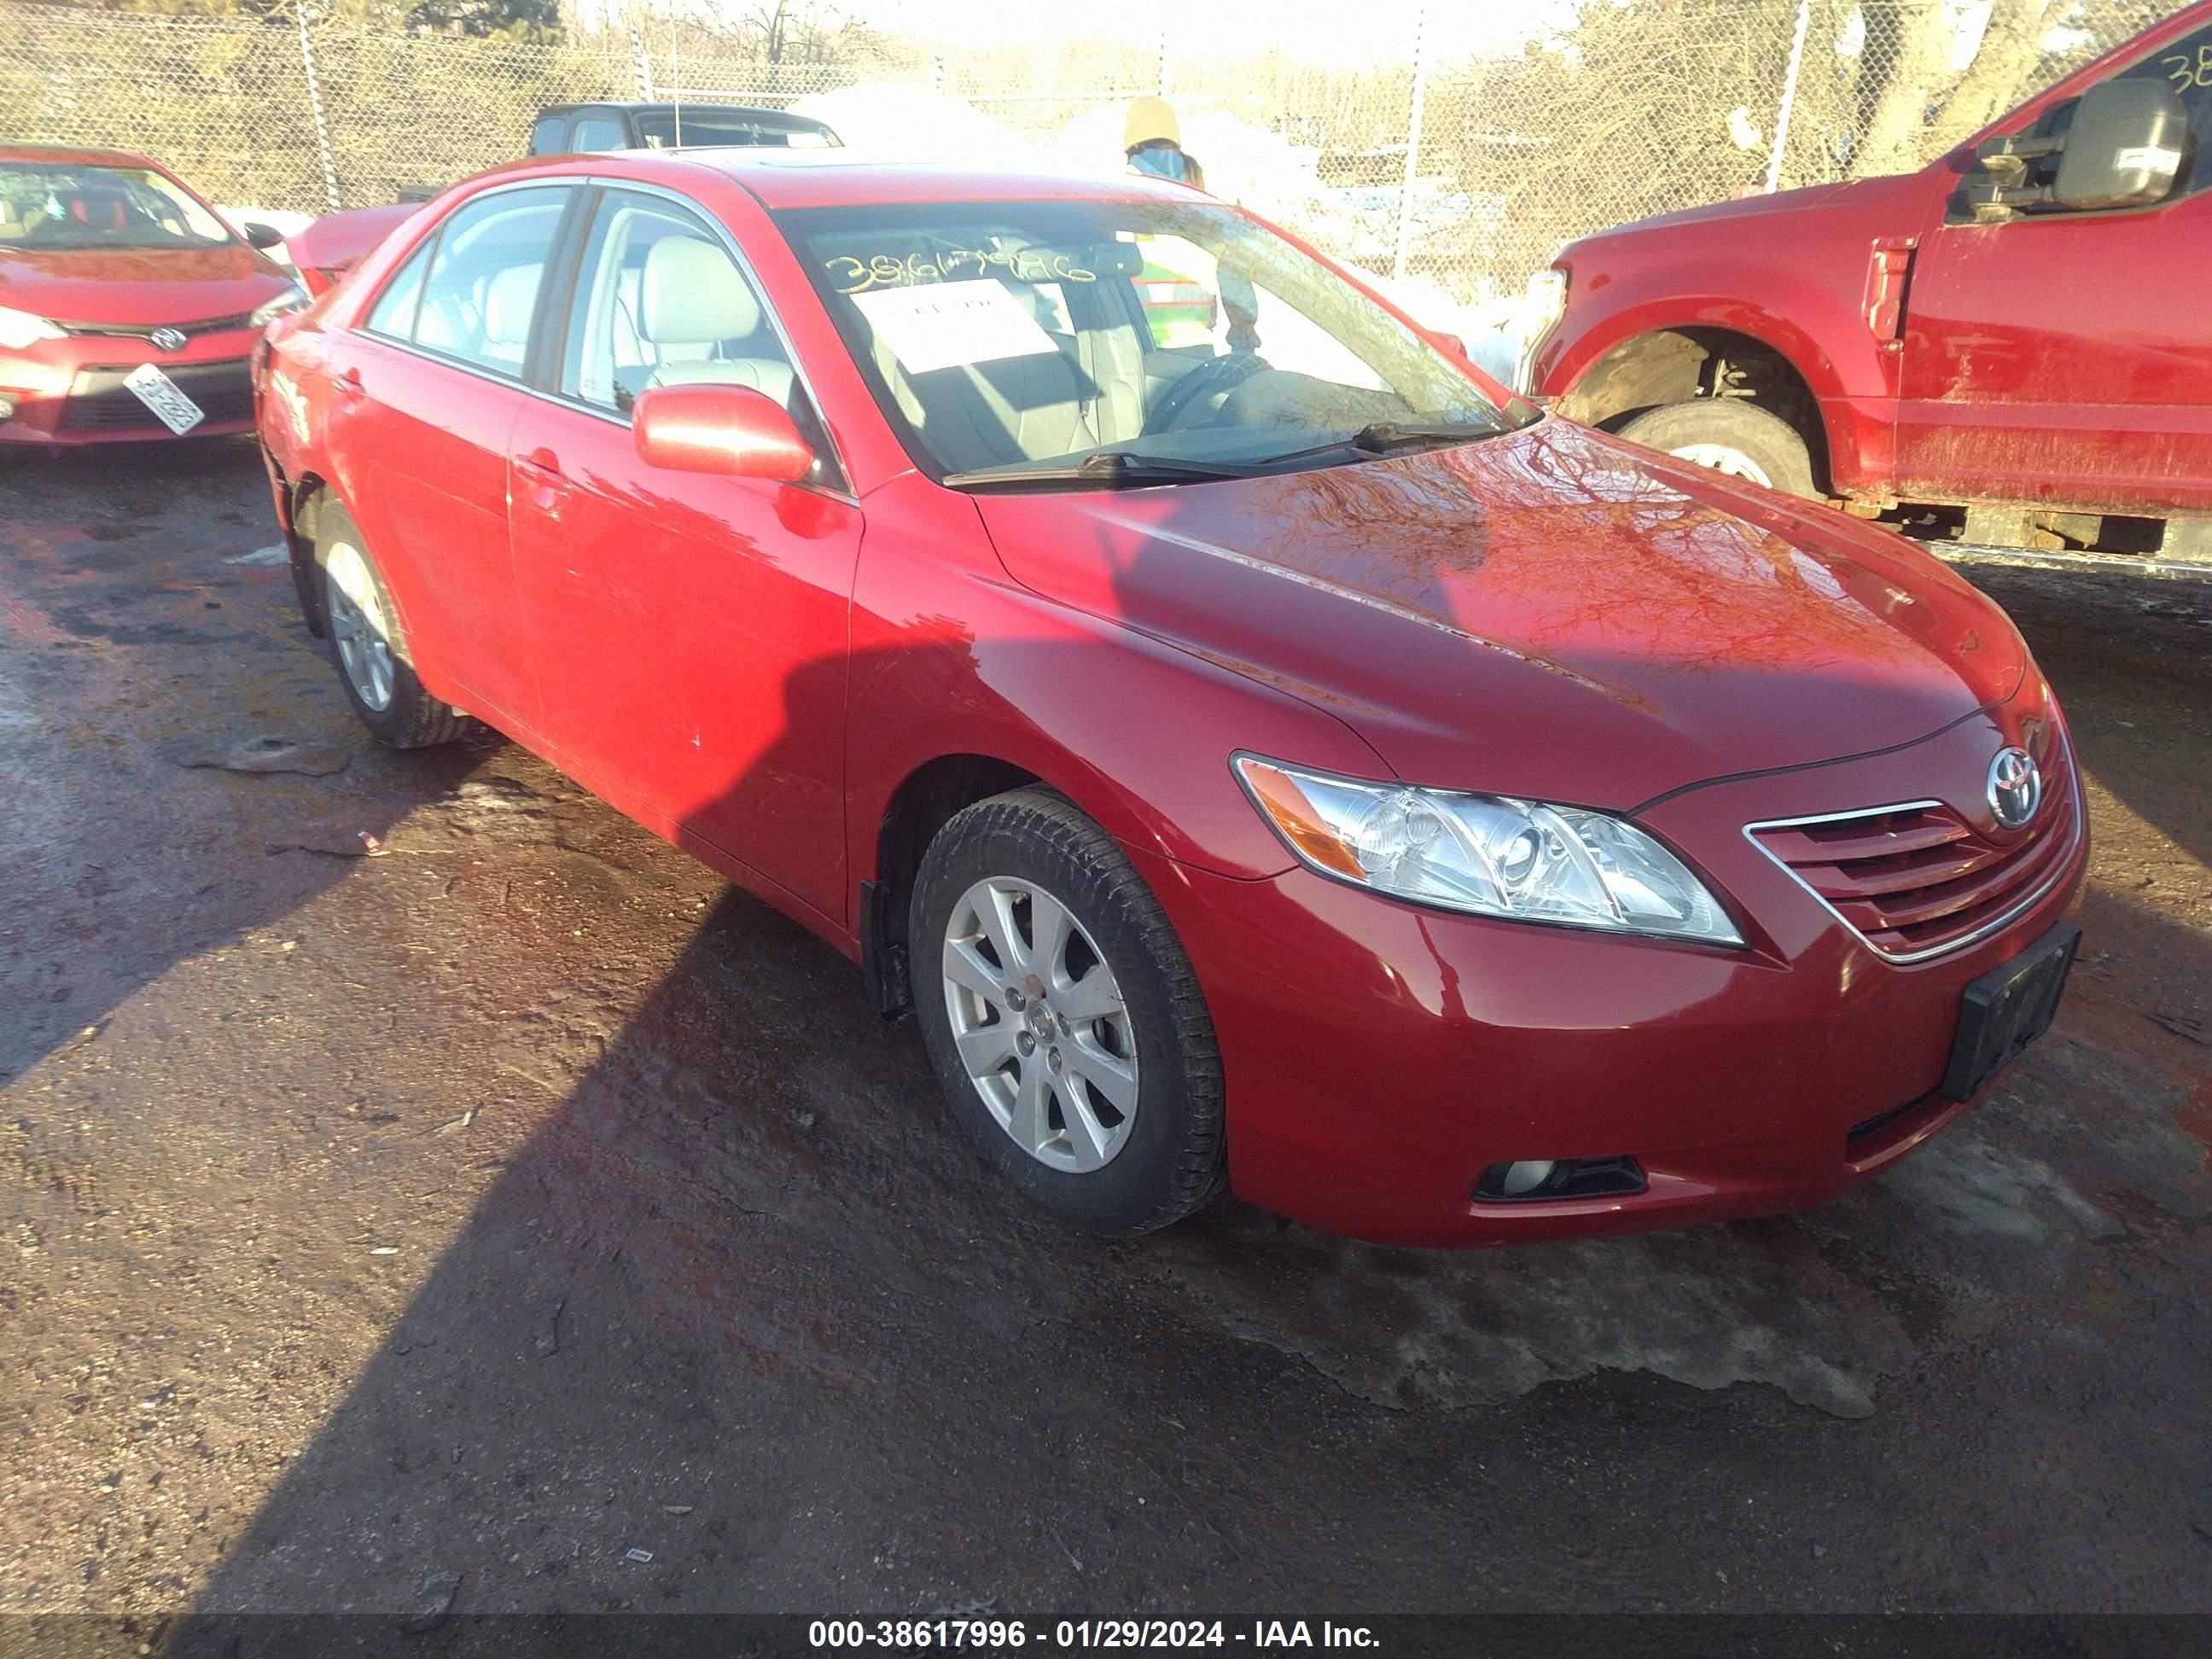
[1141,352,1270,436]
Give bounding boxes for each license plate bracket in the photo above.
[1939,923,2080,1102]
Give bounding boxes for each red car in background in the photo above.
[1518,2,2212,564]
[255,153,2087,1247]
[0,144,303,445]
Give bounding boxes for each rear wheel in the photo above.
[1615,399,1818,498]
[313,500,470,748]
[911,788,1225,1237]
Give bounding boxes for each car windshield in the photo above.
[632,112,836,148]
[0,161,233,251]
[777,196,1534,486]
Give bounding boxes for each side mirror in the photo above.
[1966,79,2189,218]
[241,221,286,250]
[633,383,813,482]
[2052,79,2189,210]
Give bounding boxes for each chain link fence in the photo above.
[0,0,2186,320]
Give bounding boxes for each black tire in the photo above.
[311,500,470,748]
[1615,399,1819,498]
[911,788,1225,1237]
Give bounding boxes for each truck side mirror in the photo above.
[1965,79,2189,218]
[2052,79,2189,210]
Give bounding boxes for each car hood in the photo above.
[284,204,422,292]
[970,419,2027,810]
[0,242,294,326]
[1575,172,1906,243]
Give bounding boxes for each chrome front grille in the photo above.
[1744,741,2081,963]
[58,312,257,342]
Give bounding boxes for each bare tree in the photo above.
[1854,0,2051,175]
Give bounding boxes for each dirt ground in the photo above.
[2,437,2208,1641]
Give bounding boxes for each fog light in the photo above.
[1499,1160,1555,1196]
[1474,1155,1646,1203]
[0,393,16,423]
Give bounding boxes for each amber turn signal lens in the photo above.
[1235,757,1367,879]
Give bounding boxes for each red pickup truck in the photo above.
[1520,1,2212,566]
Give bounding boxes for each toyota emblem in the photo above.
[1987,747,2041,830]
[149,327,188,353]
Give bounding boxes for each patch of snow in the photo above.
[787,84,1033,166]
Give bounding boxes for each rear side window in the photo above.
[369,186,569,377]
[365,240,431,337]
[528,115,567,154]
[571,117,626,153]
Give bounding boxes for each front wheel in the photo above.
[1615,399,1819,498]
[911,788,1225,1237]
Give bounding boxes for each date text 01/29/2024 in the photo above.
[807,1620,1381,1650]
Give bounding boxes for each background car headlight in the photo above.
[0,304,66,351]
[249,284,308,329]
[1522,265,1568,334]
[1512,264,1568,396]
[1236,754,1743,946]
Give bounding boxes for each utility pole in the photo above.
[1393,4,1429,282]
[1767,0,1812,193]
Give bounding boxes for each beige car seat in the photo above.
[639,236,795,405]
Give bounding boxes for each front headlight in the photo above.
[1522,265,1569,333]
[249,283,308,329]
[0,304,66,351]
[1514,264,1569,396]
[1235,755,1743,946]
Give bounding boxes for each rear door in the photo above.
[334,183,574,728]
[507,185,862,923]
[1894,15,2212,515]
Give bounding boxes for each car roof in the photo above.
[0,143,164,171]
[487,150,1195,212]
[541,102,832,126]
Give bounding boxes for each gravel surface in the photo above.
[2,438,2207,1637]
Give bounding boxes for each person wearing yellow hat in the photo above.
[1124,96,1208,192]
[1123,96,1262,352]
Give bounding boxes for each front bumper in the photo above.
[1144,707,2089,1248]
[0,329,260,445]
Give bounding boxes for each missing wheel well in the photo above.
[1558,328,1829,491]
[864,754,1040,1016]
[288,474,331,637]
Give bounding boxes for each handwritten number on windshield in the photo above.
[826,248,1096,294]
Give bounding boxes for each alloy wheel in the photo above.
[940,876,1139,1173]
[324,540,395,712]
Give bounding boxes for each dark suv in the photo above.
[527,103,841,156]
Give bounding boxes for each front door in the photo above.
[509,187,862,924]
[1895,16,2212,516]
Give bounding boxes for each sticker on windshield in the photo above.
[850,279,1059,376]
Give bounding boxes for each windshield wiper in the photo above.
[941,451,1266,492]
[1227,419,1509,474]
[1344,419,1505,452]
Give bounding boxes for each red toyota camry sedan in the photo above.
[253,153,2087,1248]
[1,144,303,445]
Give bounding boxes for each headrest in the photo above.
[483,263,541,347]
[642,236,759,346]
